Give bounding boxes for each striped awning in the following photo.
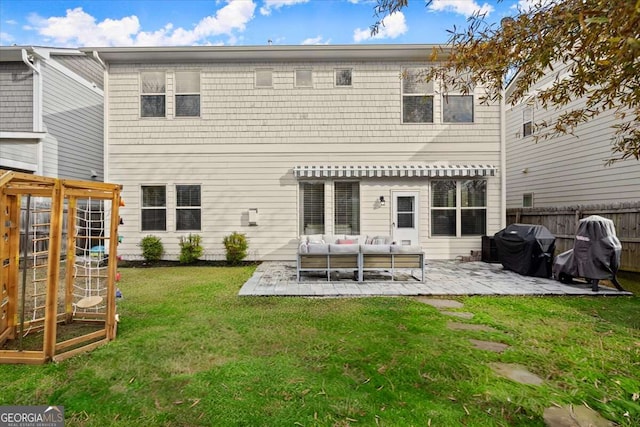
[293,164,497,178]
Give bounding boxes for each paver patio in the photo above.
[238,260,633,297]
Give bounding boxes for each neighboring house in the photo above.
[0,46,104,181]
[84,45,505,261]
[504,61,640,209]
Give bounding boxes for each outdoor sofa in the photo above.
[297,234,425,282]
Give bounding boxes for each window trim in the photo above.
[334,68,353,87]
[255,68,273,88]
[174,70,201,118]
[140,71,167,119]
[175,184,202,231]
[430,179,487,237]
[141,184,167,232]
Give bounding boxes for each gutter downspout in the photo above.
[500,90,507,229]
[91,51,109,183]
[22,48,45,175]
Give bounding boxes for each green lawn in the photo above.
[1,266,638,426]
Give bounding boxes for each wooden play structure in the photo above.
[0,170,122,364]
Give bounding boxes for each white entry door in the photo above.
[392,191,419,246]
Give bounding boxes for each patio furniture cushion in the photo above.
[307,234,324,244]
[329,243,360,254]
[391,245,423,254]
[307,243,329,254]
[361,244,392,254]
[367,235,392,245]
[336,239,355,244]
[298,242,309,253]
[345,234,367,244]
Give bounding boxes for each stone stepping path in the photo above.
[469,339,510,353]
[543,405,615,427]
[416,297,614,424]
[489,362,544,385]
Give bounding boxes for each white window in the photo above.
[300,182,324,235]
[295,69,313,87]
[334,182,360,235]
[443,95,473,123]
[523,193,534,208]
[431,180,486,236]
[402,68,433,123]
[176,185,201,231]
[140,71,166,118]
[175,71,200,117]
[255,69,273,88]
[523,106,533,137]
[335,68,352,87]
[141,186,166,231]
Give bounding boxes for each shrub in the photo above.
[223,232,248,265]
[139,235,164,262]
[179,234,204,264]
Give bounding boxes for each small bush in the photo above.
[223,232,248,265]
[139,235,164,262]
[179,234,204,264]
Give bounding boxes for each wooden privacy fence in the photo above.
[507,202,640,273]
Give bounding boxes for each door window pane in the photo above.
[397,196,415,228]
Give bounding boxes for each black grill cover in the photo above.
[552,215,621,280]
[494,224,556,277]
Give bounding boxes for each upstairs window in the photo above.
[523,105,533,137]
[335,69,352,87]
[141,185,166,231]
[443,95,473,123]
[402,68,433,123]
[175,71,200,117]
[295,69,313,87]
[176,185,201,231]
[255,69,273,88]
[140,71,166,118]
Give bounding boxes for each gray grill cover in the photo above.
[553,215,621,280]
[494,224,556,278]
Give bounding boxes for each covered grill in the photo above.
[494,224,556,278]
[553,215,625,292]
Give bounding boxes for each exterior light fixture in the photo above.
[379,196,386,206]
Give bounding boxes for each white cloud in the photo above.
[353,11,407,42]
[512,0,554,11]
[301,35,330,45]
[26,0,256,47]
[260,0,309,16]
[428,0,494,17]
[0,32,15,44]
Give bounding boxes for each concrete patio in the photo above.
[238,260,634,297]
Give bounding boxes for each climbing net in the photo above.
[72,199,110,314]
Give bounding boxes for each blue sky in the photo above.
[0,0,530,47]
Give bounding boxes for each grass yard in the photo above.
[1,266,638,426]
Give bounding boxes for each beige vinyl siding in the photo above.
[108,60,501,260]
[505,81,640,208]
[0,62,33,132]
[41,62,104,180]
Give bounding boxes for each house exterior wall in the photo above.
[505,63,640,209]
[41,61,104,180]
[0,48,104,180]
[105,51,502,261]
[0,62,33,132]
